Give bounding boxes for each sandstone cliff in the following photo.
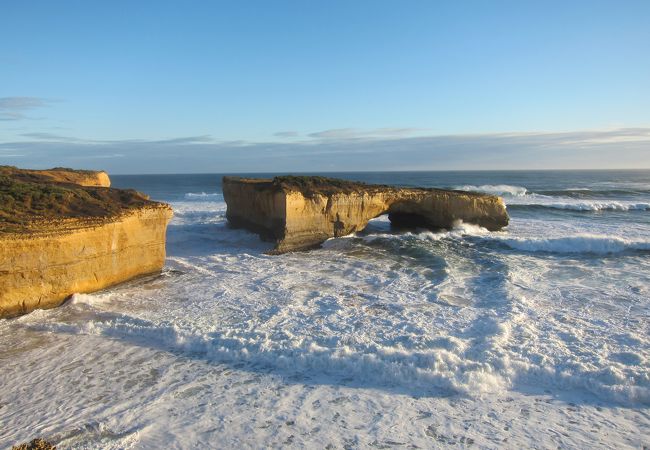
[0,167,172,318]
[223,176,509,253]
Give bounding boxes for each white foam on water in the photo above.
[68,293,115,306]
[370,220,650,255]
[454,184,529,196]
[508,198,650,211]
[1,196,649,449]
[359,220,491,244]
[497,234,650,254]
[455,183,650,211]
[183,192,223,201]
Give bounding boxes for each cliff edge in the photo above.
[0,166,111,187]
[223,176,509,253]
[0,167,172,318]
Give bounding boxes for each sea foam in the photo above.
[184,192,223,200]
[454,184,650,211]
[509,199,650,211]
[454,184,529,196]
[497,234,650,254]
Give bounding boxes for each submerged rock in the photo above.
[223,175,509,253]
[0,166,172,318]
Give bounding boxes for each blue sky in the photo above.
[1,0,649,173]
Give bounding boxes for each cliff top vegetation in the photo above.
[224,175,490,199]
[273,175,387,196]
[0,167,153,233]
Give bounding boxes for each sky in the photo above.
[1,0,649,173]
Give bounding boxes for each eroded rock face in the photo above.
[0,167,172,318]
[223,176,509,253]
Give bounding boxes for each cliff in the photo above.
[0,166,111,187]
[0,167,172,318]
[223,176,509,253]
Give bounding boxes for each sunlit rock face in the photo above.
[0,167,172,318]
[5,166,112,187]
[223,176,509,253]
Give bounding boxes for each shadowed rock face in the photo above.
[0,167,172,318]
[223,176,509,253]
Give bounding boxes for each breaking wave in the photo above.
[536,188,650,198]
[454,185,650,212]
[508,200,650,211]
[360,223,650,256]
[497,234,650,254]
[184,192,223,201]
[454,184,529,197]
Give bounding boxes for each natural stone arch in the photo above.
[223,176,509,254]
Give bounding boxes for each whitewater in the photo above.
[1,170,649,449]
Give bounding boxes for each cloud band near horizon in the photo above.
[0,127,649,174]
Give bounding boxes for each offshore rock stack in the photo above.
[223,175,509,253]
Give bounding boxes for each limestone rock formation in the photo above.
[0,167,172,318]
[223,176,509,253]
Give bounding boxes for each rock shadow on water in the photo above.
[18,303,644,410]
[166,220,275,257]
[22,308,462,400]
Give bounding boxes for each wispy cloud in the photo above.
[0,112,25,121]
[18,133,215,146]
[1,127,648,173]
[553,127,650,146]
[20,132,86,142]
[369,127,424,137]
[308,128,359,139]
[0,97,55,121]
[76,153,125,159]
[0,97,49,110]
[274,131,300,138]
[307,127,423,140]
[147,135,215,145]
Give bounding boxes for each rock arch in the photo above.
[223,176,509,254]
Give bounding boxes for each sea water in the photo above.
[1,170,648,449]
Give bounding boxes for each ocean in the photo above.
[1,170,649,449]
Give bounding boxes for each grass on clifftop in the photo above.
[273,175,391,196]
[229,175,486,198]
[0,172,150,233]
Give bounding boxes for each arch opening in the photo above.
[357,206,438,236]
[387,212,433,230]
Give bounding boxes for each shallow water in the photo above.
[1,170,649,449]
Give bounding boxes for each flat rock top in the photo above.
[0,166,166,234]
[224,175,492,198]
[0,165,110,186]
